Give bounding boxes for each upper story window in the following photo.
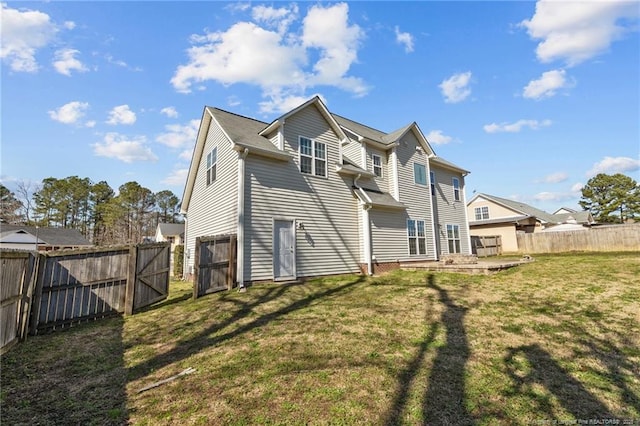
[206,147,217,185]
[299,136,327,177]
[452,177,461,201]
[430,171,435,196]
[414,163,427,186]
[372,154,383,177]
[474,206,489,220]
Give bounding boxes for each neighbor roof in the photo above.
[0,225,92,246]
[471,193,559,224]
[158,223,185,237]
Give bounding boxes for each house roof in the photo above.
[430,156,470,175]
[553,211,594,225]
[470,193,559,224]
[0,225,92,246]
[468,215,532,227]
[354,187,406,210]
[158,223,185,237]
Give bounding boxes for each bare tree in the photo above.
[15,179,40,225]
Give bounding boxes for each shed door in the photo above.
[273,220,295,280]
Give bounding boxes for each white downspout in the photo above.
[354,174,373,275]
[461,173,472,255]
[237,148,249,290]
[182,214,188,280]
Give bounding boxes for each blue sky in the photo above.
[2,1,639,213]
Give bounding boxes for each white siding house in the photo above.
[181,97,471,285]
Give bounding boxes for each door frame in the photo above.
[272,218,297,281]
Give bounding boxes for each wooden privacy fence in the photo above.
[0,242,170,351]
[516,224,640,254]
[471,235,502,257]
[1,251,35,354]
[193,234,237,299]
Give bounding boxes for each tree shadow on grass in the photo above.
[127,275,366,383]
[504,344,614,420]
[384,274,474,425]
[0,316,128,425]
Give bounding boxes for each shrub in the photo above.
[173,244,184,278]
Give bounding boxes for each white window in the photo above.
[430,171,435,196]
[407,219,427,255]
[206,147,217,185]
[474,206,489,220]
[414,163,427,185]
[452,177,461,201]
[372,154,383,177]
[299,136,327,177]
[446,224,461,254]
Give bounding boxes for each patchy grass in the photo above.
[2,252,639,425]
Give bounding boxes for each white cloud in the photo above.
[425,130,452,145]
[161,168,189,186]
[252,4,298,34]
[0,4,58,72]
[523,69,572,99]
[85,120,96,128]
[48,101,89,124]
[439,72,472,103]
[395,26,414,53]
[587,156,640,177]
[259,92,326,114]
[93,133,158,163]
[160,106,179,118]
[483,119,552,133]
[107,105,136,125]
[172,3,367,112]
[156,119,200,149]
[541,172,569,184]
[520,0,639,66]
[533,191,576,202]
[179,149,194,161]
[52,48,88,76]
[571,182,584,193]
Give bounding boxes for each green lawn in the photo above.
[2,252,639,425]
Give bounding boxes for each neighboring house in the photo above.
[155,223,185,276]
[467,194,594,252]
[181,96,471,286]
[0,225,92,251]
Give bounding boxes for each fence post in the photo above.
[193,237,201,300]
[19,253,38,341]
[28,253,47,336]
[125,244,137,315]
[228,234,237,290]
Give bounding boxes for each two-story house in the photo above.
[181,97,471,286]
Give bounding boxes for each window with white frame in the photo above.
[430,171,435,196]
[372,154,382,177]
[407,219,427,255]
[206,147,217,185]
[446,224,461,253]
[474,206,489,220]
[299,136,327,177]
[414,163,427,185]
[452,177,461,201]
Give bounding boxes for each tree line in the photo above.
[1,176,182,245]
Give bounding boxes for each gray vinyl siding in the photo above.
[394,131,437,260]
[430,164,471,255]
[370,209,409,262]
[342,139,361,167]
[243,104,361,281]
[184,119,238,273]
[366,147,389,193]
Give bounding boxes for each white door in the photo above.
[273,220,295,280]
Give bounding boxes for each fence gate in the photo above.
[471,235,502,257]
[1,251,34,353]
[30,247,130,334]
[194,234,237,299]
[125,243,170,314]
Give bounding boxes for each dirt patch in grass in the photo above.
[2,252,639,425]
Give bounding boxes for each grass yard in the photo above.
[1,252,639,425]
